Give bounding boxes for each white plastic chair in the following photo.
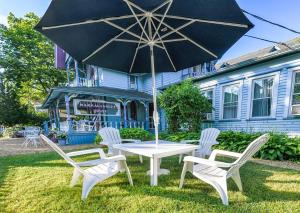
[99,127,143,163]
[22,127,41,148]
[179,134,270,205]
[40,134,133,200]
[179,128,220,163]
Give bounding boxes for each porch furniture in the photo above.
[179,134,269,205]
[40,134,133,200]
[113,141,198,186]
[99,127,143,163]
[22,127,41,148]
[179,128,220,163]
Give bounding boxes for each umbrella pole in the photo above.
[150,44,159,146]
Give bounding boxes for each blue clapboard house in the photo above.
[43,37,300,144]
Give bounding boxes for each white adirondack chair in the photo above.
[179,133,270,205]
[179,128,220,163]
[22,127,41,148]
[40,134,133,200]
[99,127,143,163]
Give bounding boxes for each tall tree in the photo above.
[0,13,67,126]
[0,13,66,106]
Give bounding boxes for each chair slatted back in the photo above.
[98,127,122,153]
[227,134,270,176]
[40,134,84,173]
[199,128,220,152]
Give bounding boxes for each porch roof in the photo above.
[42,86,152,108]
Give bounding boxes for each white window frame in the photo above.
[289,69,300,116]
[247,72,279,119]
[129,75,138,90]
[201,86,215,121]
[219,81,243,120]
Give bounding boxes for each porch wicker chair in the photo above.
[179,134,270,205]
[40,134,133,200]
[99,127,143,163]
[179,128,220,163]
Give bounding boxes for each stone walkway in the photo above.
[0,137,299,171]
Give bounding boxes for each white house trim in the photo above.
[219,80,243,120]
[287,67,300,116]
[246,71,280,119]
[201,86,216,121]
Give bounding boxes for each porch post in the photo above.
[56,99,61,131]
[66,61,70,86]
[140,101,150,130]
[65,95,72,132]
[75,60,79,86]
[123,100,129,128]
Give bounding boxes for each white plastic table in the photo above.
[113,140,198,186]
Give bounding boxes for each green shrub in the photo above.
[215,131,300,161]
[159,131,199,142]
[3,125,23,137]
[94,134,102,144]
[120,128,153,141]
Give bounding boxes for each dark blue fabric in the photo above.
[36,0,253,73]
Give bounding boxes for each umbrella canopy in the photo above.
[36,0,253,145]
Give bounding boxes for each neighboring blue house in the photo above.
[43,37,300,143]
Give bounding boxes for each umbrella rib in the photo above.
[153,14,249,28]
[156,38,187,43]
[129,19,148,73]
[152,0,173,40]
[114,39,147,43]
[152,16,218,58]
[123,0,147,13]
[82,16,146,63]
[124,0,150,40]
[150,18,176,71]
[41,14,141,30]
[156,20,195,41]
[151,0,173,13]
[103,19,148,42]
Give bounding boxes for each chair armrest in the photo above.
[183,156,232,168]
[180,140,199,144]
[103,155,126,162]
[209,149,242,161]
[121,139,141,143]
[67,148,106,158]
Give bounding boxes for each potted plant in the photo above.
[57,132,68,146]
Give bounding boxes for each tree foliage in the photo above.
[158,80,212,133]
[0,13,66,126]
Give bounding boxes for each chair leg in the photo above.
[139,155,143,164]
[70,168,82,187]
[121,160,133,186]
[231,170,243,192]
[212,178,229,205]
[178,154,183,164]
[82,175,98,200]
[179,162,188,188]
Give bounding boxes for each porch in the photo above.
[42,86,163,144]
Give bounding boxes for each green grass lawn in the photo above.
[0,151,299,213]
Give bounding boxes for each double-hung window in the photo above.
[202,89,213,120]
[222,84,240,119]
[252,77,274,117]
[291,72,300,115]
[129,75,137,90]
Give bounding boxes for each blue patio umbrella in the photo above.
[36,0,253,145]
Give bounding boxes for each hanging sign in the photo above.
[73,99,120,116]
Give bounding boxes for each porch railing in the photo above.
[71,120,146,132]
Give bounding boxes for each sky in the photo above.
[0,0,299,62]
